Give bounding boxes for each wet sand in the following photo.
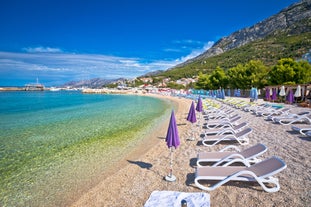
[70,95,311,207]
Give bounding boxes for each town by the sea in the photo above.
[0,91,172,207]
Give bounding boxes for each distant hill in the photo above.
[150,0,311,80]
[61,78,126,88]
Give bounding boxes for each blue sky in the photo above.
[0,0,299,86]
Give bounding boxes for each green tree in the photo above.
[195,72,210,90]
[294,60,311,84]
[227,64,248,89]
[244,60,269,88]
[166,82,185,89]
[152,77,163,85]
[268,58,296,85]
[208,66,227,89]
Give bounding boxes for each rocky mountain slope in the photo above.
[176,0,311,67]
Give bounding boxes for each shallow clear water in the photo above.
[0,91,171,207]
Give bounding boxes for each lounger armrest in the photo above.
[195,169,280,192]
[216,128,235,135]
[212,155,251,167]
[220,157,251,167]
[219,145,241,152]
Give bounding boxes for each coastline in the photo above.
[0,92,175,207]
[70,93,193,206]
[70,95,311,207]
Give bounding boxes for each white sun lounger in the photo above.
[194,156,287,193]
[274,112,311,125]
[257,107,290,117]
[202,127,252,146]
[291,125,311,136]
[204,115,241,129]
[197,143,267,167]
[206,109,235,120]
[203,122,248,136]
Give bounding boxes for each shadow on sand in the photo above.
[127,160,153,170]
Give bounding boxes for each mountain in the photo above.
[184,0,311,64]
[139,70,165,77]
[61,78,126,88]
[152,0,311,78]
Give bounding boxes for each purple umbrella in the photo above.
[187,101,197,123]
[187,101,197,141]
[265,88,270,100]
[196,97,203,112]
[165,110,180,182]
[272,88,277,101]
[287,88,294,104]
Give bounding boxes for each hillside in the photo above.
[151,0,311,80]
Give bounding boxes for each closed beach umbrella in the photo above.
[250,87,255,100]
[287,88,294,104]
[279,86,286,102]
[294,85,302,98]
[250,87,258,101]
[227,89,231,97]
[187,101,197,123]
[279,86,286,96]
[196,97,203,112]
[165,110,180,182]
[187,101,197,141]
[221,88,225,99]
[265,88,270,100]
[272,88,277,101]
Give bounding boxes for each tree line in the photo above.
[195,58,311,90]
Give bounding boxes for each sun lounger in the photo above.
[204,115,241,129]
[291,125,311,136]
[194,156,287,193]
[274,111,311,125]
[252,104,274,115]
[197,143,267,167]
[202,127,252,146]
[206,113,239,122]
[243,103,266,112]
[206,109,235,120]
[267,111,309,122]
[203,122,248,136]
[257,107,290,117]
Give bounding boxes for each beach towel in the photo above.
[144,190,210,207]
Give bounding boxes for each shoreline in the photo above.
[70,93,193,206]
[70,95,311,207]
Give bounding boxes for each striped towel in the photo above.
[144,191,210,207]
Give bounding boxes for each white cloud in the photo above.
[164,39,214,61]
[173,39,203,45]
[0,41,214,85]
[23,46,63,53]
[0,51,176,85]
[176,41,214,62]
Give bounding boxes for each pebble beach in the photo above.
[70,94,311,207]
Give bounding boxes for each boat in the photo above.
[49,87,61,91]
[25,78,45,91]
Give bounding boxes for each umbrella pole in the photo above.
[190,123,195,141]
[199,112,202,128]
[165,147,176,182]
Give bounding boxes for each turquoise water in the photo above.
[0,91,171,207]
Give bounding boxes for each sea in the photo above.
[0,90,173,207]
